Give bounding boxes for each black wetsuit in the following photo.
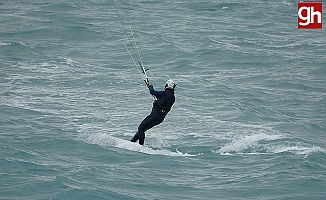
[131,85,175,145]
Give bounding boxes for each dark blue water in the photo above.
[1,0,325,199]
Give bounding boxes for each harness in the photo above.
[153,97,171,117]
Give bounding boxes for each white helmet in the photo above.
[165,79,177,90]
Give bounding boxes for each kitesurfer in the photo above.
[131,79,176,145]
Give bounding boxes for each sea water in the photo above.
[1,0,325,199]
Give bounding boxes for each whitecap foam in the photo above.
[269,145,325,157]
[0,42,11,46]
[78,132,196,157]
[218,132,283,154]
[216,132,324,157]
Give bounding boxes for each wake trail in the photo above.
[78,132,196,157]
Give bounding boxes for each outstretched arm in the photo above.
[148,84,165,98]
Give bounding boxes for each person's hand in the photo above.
[147,82,152,88]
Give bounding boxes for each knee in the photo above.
[138,124,145,132]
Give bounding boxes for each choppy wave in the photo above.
[216,132,325,157]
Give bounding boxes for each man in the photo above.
[131,79,177,145]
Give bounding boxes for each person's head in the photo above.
[165,79,177,90]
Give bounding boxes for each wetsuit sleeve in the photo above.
[148,85,165,98]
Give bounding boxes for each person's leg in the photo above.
[130,131,139,143]
[130,115,152,143]
[130,113,155,143]
[133,110,163,145]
